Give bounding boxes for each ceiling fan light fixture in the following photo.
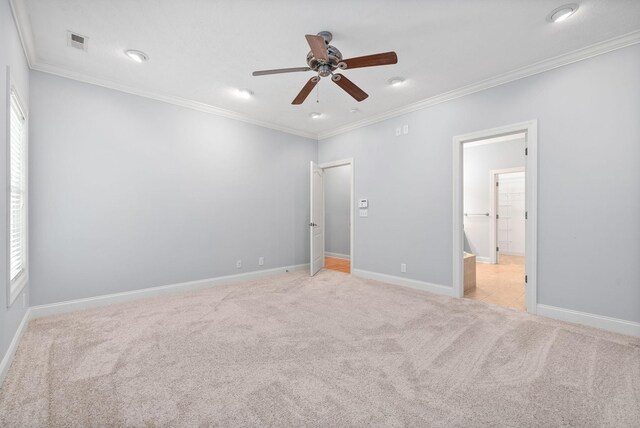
[547,4,579,23]
[234,88,254,99]
[125,49,149,63]
[388,77,405,87]
[252,32,397,104]
[309,112,323,119]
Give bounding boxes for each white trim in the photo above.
[489,166,526,264]
[8,0,35,67]
[7,0,639,143]
[324,252,350,260]
[317,31,640,140]
[6,69,29,307]
[537,304,640,338]
[475,256,491,264]
[318,158,355,273]
[29,264,308,320]
[453,121,538,314]
[29,62,317,140]
[463,133,526,148]
[352,269,454,297]
[0,308,30,386]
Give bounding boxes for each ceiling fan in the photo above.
[252,31,398,105]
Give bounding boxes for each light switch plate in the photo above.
[359,209,368,218]
[395,127,401,136]
[358,199,368,208]
[403,124,409,134]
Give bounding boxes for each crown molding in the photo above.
[317,30,640,140]
[9,0,640,142]
[9,0,316,139]
[9,0,36,67]
[30,62,317,139]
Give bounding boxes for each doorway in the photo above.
[309,159,354,276]
[453,121,538,314]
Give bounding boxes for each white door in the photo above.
[310,162,324,276]
[497,171,526,260]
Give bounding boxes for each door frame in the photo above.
[317,158,354,273]
[489,166,526,264]
[453,121,538,313]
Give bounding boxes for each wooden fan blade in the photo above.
[292,77,320,105]
[252,67,311,76]
[305,34,329,62]
[340,52,398,69]
[331,74,368,102]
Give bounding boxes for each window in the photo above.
[8,87,28,304]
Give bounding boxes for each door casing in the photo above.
[453,121,538,313]
[310,158,355,276]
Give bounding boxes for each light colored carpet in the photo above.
[1,269,639,427]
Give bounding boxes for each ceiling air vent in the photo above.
[67,31,88,51]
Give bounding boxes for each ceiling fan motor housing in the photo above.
[306,44,342,75]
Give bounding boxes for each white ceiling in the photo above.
[12,0,640,138]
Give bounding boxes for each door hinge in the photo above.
[525,211,528,220]
[525,147,528,156]
[525,275,528,283]
[496,246,499,252]
[496,181,499,187]
[496,214,499,220]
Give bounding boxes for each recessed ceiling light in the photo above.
[547,4,579,23]
[388,77,405,87]
[125,50,149,63]
[234,88,254,99]
[309,112,322,119]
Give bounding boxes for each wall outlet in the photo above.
[395,127,401,136]
[236,260,242,269]
[258,257,264,266]
[400,263,407,273]
[403,124,409,135]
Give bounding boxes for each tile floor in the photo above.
[465,255,525,311]
[324,256,350,273]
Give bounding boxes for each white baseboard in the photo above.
[30,264,309,320]
[0,308,31,387]
[475,256,491,264]
[352,269,454,297]
[501,252,525,257]
[324,252,350,260]
[537,304,640,337]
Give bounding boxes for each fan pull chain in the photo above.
[316,83,319,103]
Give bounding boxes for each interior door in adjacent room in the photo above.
[310,162,324,276]
[496,171,526,261]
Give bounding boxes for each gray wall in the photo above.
[0,0,30,366]
[324,165,350,257]
[29,71,316,306]
[318,44,640,323]
[463,138,525,259]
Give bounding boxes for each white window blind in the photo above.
[9,89,27,288]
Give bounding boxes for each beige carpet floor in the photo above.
[1,269,639,427]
